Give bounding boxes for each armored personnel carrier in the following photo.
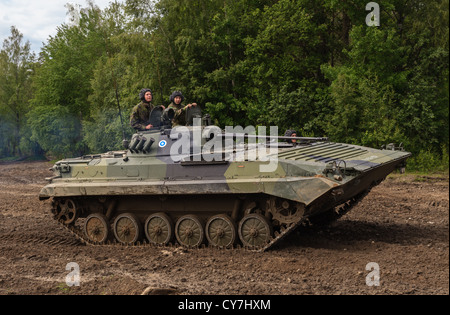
[39,107,411,251]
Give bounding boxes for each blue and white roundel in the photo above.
[158,140,167,148]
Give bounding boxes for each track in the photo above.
[50,189,371,252]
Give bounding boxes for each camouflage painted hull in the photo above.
[39,129,411,250]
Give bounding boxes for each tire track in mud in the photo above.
[0,230,83,247]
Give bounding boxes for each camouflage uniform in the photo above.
[168,102,187,127]
[130,88,154,131]
[130,101,154,131]
[168,91,187,127]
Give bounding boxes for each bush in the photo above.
[407,145,449,173]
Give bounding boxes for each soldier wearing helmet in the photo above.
[284,129,298,144]
[130,88,154,131]
[167,91,198,127]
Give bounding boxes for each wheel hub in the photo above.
[154,226,163,235]
[122,227,131,236]
[216,228,225,238]
[249,228,259,238]
[185,228,194,238]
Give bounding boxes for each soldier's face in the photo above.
[145,92,152,102]
[291,133,297,143]
[174,96,182,104]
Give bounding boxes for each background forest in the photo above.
[0,0,448,172]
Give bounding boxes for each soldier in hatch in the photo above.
[284,129,298,144]
[167,91,198,127]
[130,88,154,131]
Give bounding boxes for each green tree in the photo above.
[0,26,36,157]
[85,2,138,152]
[29,2,106,157]
[323,1,448,163]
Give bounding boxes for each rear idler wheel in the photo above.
[113,213,142,245]
[53,198,78,225]
[144,212,174,245]
[84,213,110,244]
[205,214,236,248]
[238,213,273,249]
[175,215,204,248]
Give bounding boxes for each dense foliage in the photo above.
[0,0,448,171]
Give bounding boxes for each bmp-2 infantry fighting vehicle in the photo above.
[39,107,411,251]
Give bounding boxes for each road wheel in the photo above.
[113,213,142,244]
[84,213,110,244]
[238,213,273,249]
[175,215,204,247]
[144,212,173,245]
[205,214,236,248]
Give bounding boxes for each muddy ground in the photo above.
[0,161,448,296]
